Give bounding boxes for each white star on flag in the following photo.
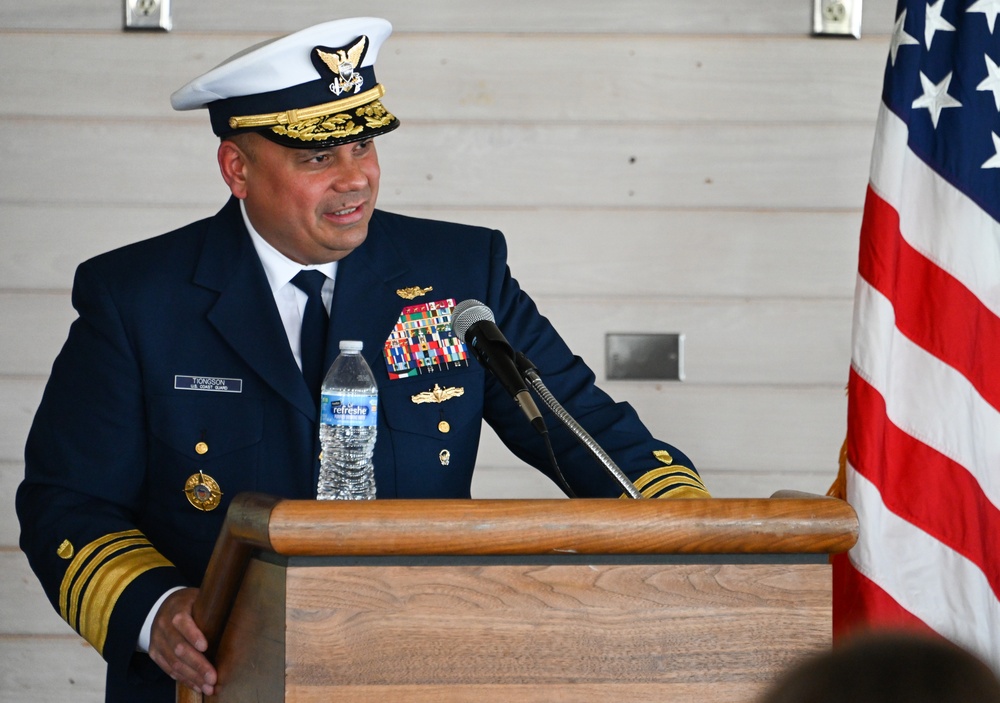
[890,9,920,65]
[977,55,1000,110]
[968,0,1000,32]
[925,0,957,49]
[983,132,1000,168]
[912,71,962,127]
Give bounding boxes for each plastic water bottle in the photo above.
[318,340,377,500]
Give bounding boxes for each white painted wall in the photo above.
[0,1,895,698]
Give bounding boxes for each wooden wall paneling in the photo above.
[1,33,888,124]
[600,383,847,476]
[472,382,846,478]
[487,208,861,299]
[0,119,226,207]
[1,552,72,635]
[708,468,839,499]
[0,462,24,542]
[7,290,852,383]
[0,34,224,119]
[0,379,44,463]
[0,204,216,291]
[0,120,876,210]
[1,4,886,702]
[530,296,853,385]
[0,638,105,702]
[381,36,887,124]
[470,462,568,499]
[0,377,845,481]
[2,205,862,297]
[0,0,899,35]
[0,293,75,376]
[470,460,840,500]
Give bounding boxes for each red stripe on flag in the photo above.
[848,369,1000,600]
[832,553,935,638]
[858,186,1000,411]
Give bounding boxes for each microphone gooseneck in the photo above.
[453,299,545,433]
[453,299,642,499]
[516,353,643,499]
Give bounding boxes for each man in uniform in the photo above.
[17,17,708,702]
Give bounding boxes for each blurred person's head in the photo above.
[759,631,1000,703]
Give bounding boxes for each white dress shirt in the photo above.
[241,200,338,370]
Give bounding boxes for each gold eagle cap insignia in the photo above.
[396,286,434,300]
[411,384,465,404]
[315,36,367,79]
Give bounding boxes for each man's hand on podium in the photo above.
[149,587,218,695]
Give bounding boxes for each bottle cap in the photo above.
[340,340,363,351]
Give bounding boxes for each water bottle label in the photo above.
[321,393,378,427]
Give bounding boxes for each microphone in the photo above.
[452,299,545,434]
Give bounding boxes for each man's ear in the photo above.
[218,139,250,199]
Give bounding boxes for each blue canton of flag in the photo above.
[889,0,1000,217]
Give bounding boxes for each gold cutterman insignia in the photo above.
[184,472,223,512]
[397,286,434,300]
[57,539,74,560]
[411,384,465,404]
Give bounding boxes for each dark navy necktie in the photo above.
[290,270,329,400]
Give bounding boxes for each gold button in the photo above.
[438,421,451,433]
[195,441,209,455]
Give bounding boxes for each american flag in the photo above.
[835,0,1000,670]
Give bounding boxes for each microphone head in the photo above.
[452,299,495,340]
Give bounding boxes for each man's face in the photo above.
[224,134,381,265]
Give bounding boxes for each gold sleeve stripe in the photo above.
[65,537,150,629]
[623,466,711,499]
[59,529,143,621]
[654,484,713,499]
[79,546,174,655]
[632,466,706,492]
[643,477,711,499]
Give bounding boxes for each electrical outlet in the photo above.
[812,0,862,38]
[124,0,172,31]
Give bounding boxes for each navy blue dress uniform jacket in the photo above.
[17,197,704,702]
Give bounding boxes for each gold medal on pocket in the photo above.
[184,471,223,511]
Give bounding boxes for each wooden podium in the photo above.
[179,493,857,703]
